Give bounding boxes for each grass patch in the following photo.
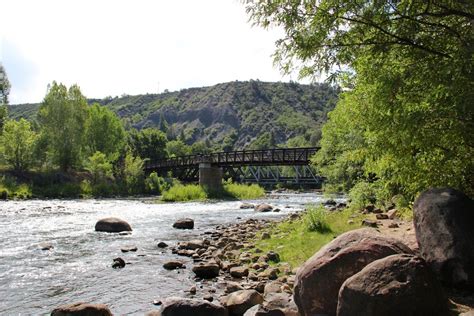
[254,206,363,267]
[161,182,265,202]
[161,184,207,202]
[223,182,265,200]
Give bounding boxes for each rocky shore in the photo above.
[51,188,474,315]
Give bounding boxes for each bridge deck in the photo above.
[144,147,320,170]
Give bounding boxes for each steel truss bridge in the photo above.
[144,147,322,186]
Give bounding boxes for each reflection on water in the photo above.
[0,193,338,314]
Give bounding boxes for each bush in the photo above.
[161,184,207,202]
[348,181,377,210]
[85,151,113,184]
[223,182,265,200]
[145,172,172,195]
[305,207,332,233]
[123,152,144,194]
[0,175,32,199]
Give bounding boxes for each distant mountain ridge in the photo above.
[9,80,339,150]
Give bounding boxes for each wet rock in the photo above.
[192,261,220,279]
[272,208,281,213]
[121,246,137,253]
[163,261,185,270]
[293,228,412,316]
[159,297,228,316]
[240,203,255,209]
[157,242,169,248]
[255,204,273,213]
[337,254,449,316]
[203,295,214,302]
[95,217,132,233]
[173,218,194,229]
[38,242,54,251]
[152,299,162,306]
[112,257,126,269]
[51,302,112,316]
[323,199,337,206]
[414,188,474,289]
[230,266,249,278]
[189,286,197,295]
[222,290,264,316]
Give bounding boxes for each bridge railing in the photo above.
[144,147,320,170]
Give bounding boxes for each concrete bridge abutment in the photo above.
[199,163,223,190]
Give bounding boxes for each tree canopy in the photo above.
[39,82,89,171]
[246,0,474,199]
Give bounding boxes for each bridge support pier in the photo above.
[199,163,223,190]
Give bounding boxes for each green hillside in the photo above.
[9,80,339,151]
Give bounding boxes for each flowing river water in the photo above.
[0,193,338,315]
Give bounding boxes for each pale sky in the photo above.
[0,0,306,104]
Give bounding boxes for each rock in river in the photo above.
[254,204,273,212]
[192,261,220,279]
[95,217,132,233]
[163,261,185,270]
[173,218,194,229]
[51,302,112,316]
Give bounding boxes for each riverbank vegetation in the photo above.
[254,206,363,267]
[161,182,265,202]
[245,1,474,212]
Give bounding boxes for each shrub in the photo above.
[223,182,265,200]
[123,152,144,194]
[305,207,332,233]
[161,184,207,202]
[145,171,172,195]
[348,181,377,210]
[85,151,113,184]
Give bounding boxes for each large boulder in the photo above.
[51,302,112,316]
[95,217,132,233]
[173,218,194,229]
[159,297,228,316]
[293,228,412,316]
[192,261,220,279]
[413,188,474,289]
[337,254,449,316]
[223,290,264,316]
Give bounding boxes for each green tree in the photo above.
[166,139,191,157]
[128,128,168,162]
[38,82,89,171]
[85,151,114,184]
[84,103,126,161]
[1,119,37,171]
[0,64,11,131]
[247,1,474,199]
[123,152,144,194]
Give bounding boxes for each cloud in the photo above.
[1,0,304,104]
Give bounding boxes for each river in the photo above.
[0,193,336,315]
